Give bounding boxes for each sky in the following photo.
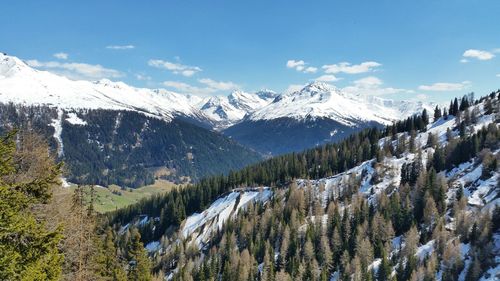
[2,0,499,102]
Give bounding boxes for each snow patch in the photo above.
[50,108,64,157]
[145,241,160,252]
[65,112,87,125]
[181,188,272,248]
[416,240,434,261]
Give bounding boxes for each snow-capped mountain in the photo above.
[198,89,276,129]
[223,82,434,155]
[0,53,208,124]
[0,53,435,156]
[249,81,431,125]
[0,53,263,187]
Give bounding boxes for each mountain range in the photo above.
[0,53,434,185]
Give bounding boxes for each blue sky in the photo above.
[2,0,499,102]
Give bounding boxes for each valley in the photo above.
[1,2,499,280]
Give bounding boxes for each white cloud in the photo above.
[135,74,152,81]
[163,78,240,96]
[496,74,500,78]
[314,74,340,82]
[26,59,123,80]
[304,66,318,73]
[418,81,471,91]
[286,60,305,69]
[106,45,135,50]
[416,94,428,100]
[163,81,214,95]
[53,52,68,60]
[343,76,411,96]
[322,61,381,74]
[460,58,469,63]
[286,60,317,73]
[148,59,202,77]
[462,49,494,61]
[198,78,239,91]
[353,76,383,87]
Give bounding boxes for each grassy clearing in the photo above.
[68,179,179,213]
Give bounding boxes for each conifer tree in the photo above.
[434,105,442,120]
[95,227,127,281]
[377,249,392,281]
[0,131,63,280]
[127,228,152,281]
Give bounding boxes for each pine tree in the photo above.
[0,131,63,280]
[95,227,127,281]
[421,109,429,125]
[127,228,152,281]
[465,253,482,281]
[433,106,442,120]
[377,249,392,281]
[279,225,290,270]
[66,185,99,281]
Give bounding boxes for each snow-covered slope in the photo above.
[181,188,272,248]
[249,82,433,126]
[0,54,431,133]
[198,90,276,129]
[199,96,248,128]
[223,82,435,154]
[0,53,206,122]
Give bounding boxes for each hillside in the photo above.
[112,91,500,280]
[0,104,262,188]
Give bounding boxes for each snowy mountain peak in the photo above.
[300,81,337,94]
[200,96,226,110]
[0,54,206,122]
[198,90,277,129]
[228,90,271,111]
[1,54,433,132]
[0,53,34,78]
[248,82,433,126]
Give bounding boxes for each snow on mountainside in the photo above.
[223,82,436,155]
[0,53,206,122]
[144,95,499,280]
[181,187,272,248]
[0,54,432,132]
[248,81,434,126]
[199,90,276,129]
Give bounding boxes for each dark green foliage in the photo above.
[376,249,392,281]
[94,227,127,280]
[434,105,442,120]
[223,116,383,155]
[127,228,152,281]
[0,104,262,188]
[110,125,391,241]
[0,131,63,280]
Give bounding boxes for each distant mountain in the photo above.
[0,53,435,183]
[198,90,276,129]
[224,82,434,155]
[0,53,211,126]
[0,54,261,187]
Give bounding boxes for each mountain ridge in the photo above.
[1,54,433,133]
